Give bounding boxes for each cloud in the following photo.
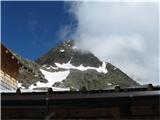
[65,1,159,85]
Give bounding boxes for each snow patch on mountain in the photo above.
[107,83,113,86]
[55,61,108,74]
[17,82,22,88]
[17,81,25,89]
[114,67,117,70]
[60,49,65,52]
[29,69,70,90]
[42,65,58,70]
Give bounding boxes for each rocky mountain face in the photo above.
[33,40,139,90]
[10,50,47,88]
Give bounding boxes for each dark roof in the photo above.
[2,85,160,119]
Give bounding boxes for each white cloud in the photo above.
[65,2,159,85]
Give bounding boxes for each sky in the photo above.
[1,1,75,60]
[1,1,159,85]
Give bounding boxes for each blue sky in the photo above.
[1,1,74,60]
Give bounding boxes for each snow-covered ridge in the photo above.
[55,61,108,74]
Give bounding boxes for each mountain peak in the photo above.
[36,40,102,68]
[17,40,139,90]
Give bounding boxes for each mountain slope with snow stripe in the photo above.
[55,61,108,74]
